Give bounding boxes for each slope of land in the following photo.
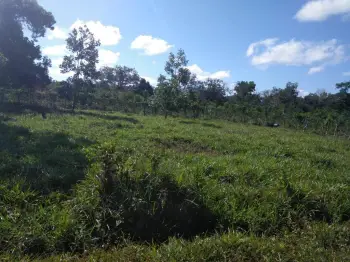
[1,110,350,261]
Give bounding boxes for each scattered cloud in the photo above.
[48,56,73,80]
[44,20,122,80]
[48,26,68,40]
[142,76,157,85]
[98,49,120,67]
[186,64,203,75]
[45,45,120,80]
[48,20,122,46]
[42,45,67,56]
[308,66,325,75]
[131,35,173,55]
[343,71,350,76]
[209,71,231,79]
[186,64,230,81]
[298,89,310,97]
[246,38,278,56]
[295,0,350,22]
[247,38,345,73]
[51,58,63,68]
[49,68,74,81]
[70,20,122,46]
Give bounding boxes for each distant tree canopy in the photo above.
[234,81,256,99]
[0,0,55,88]
[135,78,154,96]
[0,9,350,137]
[336,81,350,94]
[99,66,140,90]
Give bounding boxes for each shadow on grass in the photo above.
[107,175,221,243]
[179,120,197,125]
[201,123,222,129]
[0,102,139,124]
[179,120,222,129]
[0,102,48,114]
[82,150,226,245]
[74,110,139,124]
[0,121,93,193]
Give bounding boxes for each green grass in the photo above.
[1,109,350,261]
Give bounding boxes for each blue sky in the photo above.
[38,0,350,95]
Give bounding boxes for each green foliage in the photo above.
[336,81,350,93]
[0,0,55,88]
[99,65,140,90]
[0,110,350,260]
[155,49,192,117]
[60,25,100,111]
[1,8,350,258]
[234,81,256,99]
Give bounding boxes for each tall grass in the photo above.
[0,109,350,260]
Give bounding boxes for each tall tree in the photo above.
[155,49,191,118]
[60,25,100,110]
[164,49,191,89]
[0,0,55,89]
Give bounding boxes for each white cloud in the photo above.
[98,49,120,67]
[131,35,173,55]
[295,0,350,22]
[298,89,310,97]
[246,38,278,56]
[49,68,74,81]
[48,26,68,40]
[210,71,231,79]
[186,64,230,81]
[247,38,345,72]
[308,66,325,74]
[47,20,122,46]
[51,58,63,67]
[45,47,120,80]
[186,64,203,75]
[42,45,67,56]
[142,76,157,85]
[343,71,350,76]
[70,20,122,46]
[48,56,73,81]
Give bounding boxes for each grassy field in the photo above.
[1,110,350,261]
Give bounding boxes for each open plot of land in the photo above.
[1,110,350,261]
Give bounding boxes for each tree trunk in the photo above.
[72,94,77,112]
[143,103,146,116]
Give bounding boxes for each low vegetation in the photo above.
[1,1,350,260]
[1,110,350,260]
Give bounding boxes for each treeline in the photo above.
[1,0,350,137]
